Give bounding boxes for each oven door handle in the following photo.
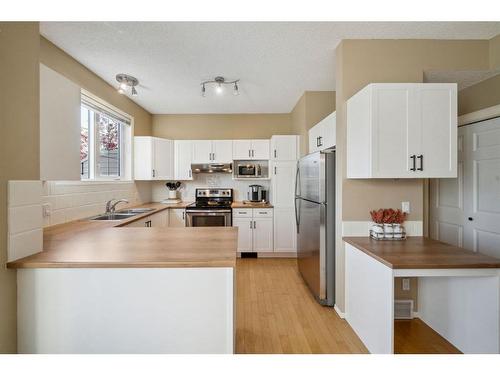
[186,210,232,214]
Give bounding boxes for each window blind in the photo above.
[81,93,131,125]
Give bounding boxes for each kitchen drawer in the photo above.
[233,209,252,218]
[253,209,273,218]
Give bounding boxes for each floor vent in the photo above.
[241,252,258,258]
[395,299,414,319]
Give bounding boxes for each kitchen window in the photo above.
[80,92,132,180]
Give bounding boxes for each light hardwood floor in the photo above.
[235,258,461,354]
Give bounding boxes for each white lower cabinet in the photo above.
[233,208,273,253]
[273,208,297,252]
[168,209,186,227]
[125,210,168,227]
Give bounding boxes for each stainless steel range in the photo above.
[185,188,233,227]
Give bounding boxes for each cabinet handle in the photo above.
[152,169,155,178]
[274,149,277,158]
[252,149,255,157]
[188,169,192,178]
[182,211,185,220]
[318,136,323,147]
[274,166,277,175]
[316,137,320,147]
[212,152,215,161]
[145,220,151,227]
[417,155,423,171]
[249,220,252,228]
[410,155,416,171]
[253,221,256,229]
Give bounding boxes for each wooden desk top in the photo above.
[343,237,500,269]
[7,202,236,269]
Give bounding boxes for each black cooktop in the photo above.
[186,201,232,210]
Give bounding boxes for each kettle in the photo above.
[247,184,267,202]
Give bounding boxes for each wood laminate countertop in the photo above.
[7,202,237,269]
[343,236,500,269]
[231,201,273,208]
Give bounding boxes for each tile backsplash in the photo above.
[152,174,271,202]
[42,181,151,227]
[7,181,43,261]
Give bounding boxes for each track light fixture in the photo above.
[201,76,240,97]
[116,74,139,96]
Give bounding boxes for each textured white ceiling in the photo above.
[40,22,500,114]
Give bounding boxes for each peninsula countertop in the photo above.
[7,202,237,269]
[343,236,500,269]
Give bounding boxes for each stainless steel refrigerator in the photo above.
[294,150,335,306]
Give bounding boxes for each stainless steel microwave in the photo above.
[237,163,262,178]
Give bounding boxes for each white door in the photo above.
[153,138,173,180]
[274,208,296,252]
[309,124,321,153]
[253,218,273,252]
[271,161,296,208]
[320,112,336,150]
[415,85,457,178]
[212,140,233,163]
[168,209,186,227]
[431,117,500,259]
[174,141,193,180]
[271,136,298,161]
[430,127,466,247]
[372,85,414,177]
[233,218,253,252]
[251,140,270,160]
[191,140,212,164]
[232,140,252,159]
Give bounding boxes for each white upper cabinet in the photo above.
[232,139,270,160]
[271,135,299,161]
[308,112,336,153]
[347,83,457,179]
[212,140,233,163]
[192,140,233,163]
[134,136,173,180]
[174,140,193,180]
[40,64,81,181]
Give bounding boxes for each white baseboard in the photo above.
[334,304,345,319]
[342,221,423,237]
[258,252,297,258]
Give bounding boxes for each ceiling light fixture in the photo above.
[116,74,139,96]
[201,76,240,97]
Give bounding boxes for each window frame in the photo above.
[80,90,134,182]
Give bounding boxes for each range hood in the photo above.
[191,163,233,174]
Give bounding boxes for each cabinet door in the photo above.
[233,218,253,252]
[271,136,298,161]
[253,218,273,252]
[320,112,336,150]
[232,140,252,159]
[309,124,321,153]
[191,140,212,164]
[372,85,414,178]
[174,141,193,180]
[251,140,270,160]
[168,209,186,227]
[40,64,81,181]
[134,137,154,180]
[271,161,297,208]
[153,138,173,180]
[274,208,297,252]
[149,211,168,227]
[212,140,233,163]
[414,85,457,178]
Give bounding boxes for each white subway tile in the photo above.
[8,181,42,207]
[8,228,43,262]
[8,205,43,235]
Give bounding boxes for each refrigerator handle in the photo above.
[294,162,301,197]
[294,198,300,233]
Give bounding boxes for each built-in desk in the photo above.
[343,237,500,354]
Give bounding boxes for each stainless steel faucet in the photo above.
[105,198,129,214]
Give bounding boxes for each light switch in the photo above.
[402,201,410,213]
[42,203,51,217]
[402,278,410,291]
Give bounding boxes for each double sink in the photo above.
[89,208,155,221]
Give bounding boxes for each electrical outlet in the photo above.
[42,203,51,217]
[402,201,410,213]
[402,278,410,291]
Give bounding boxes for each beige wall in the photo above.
[39,37,152,136]
[152,114,292,139]
[335,39,491,312]
[458,73,500,115]
[290,91,335,156]
[0,22,41,353]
